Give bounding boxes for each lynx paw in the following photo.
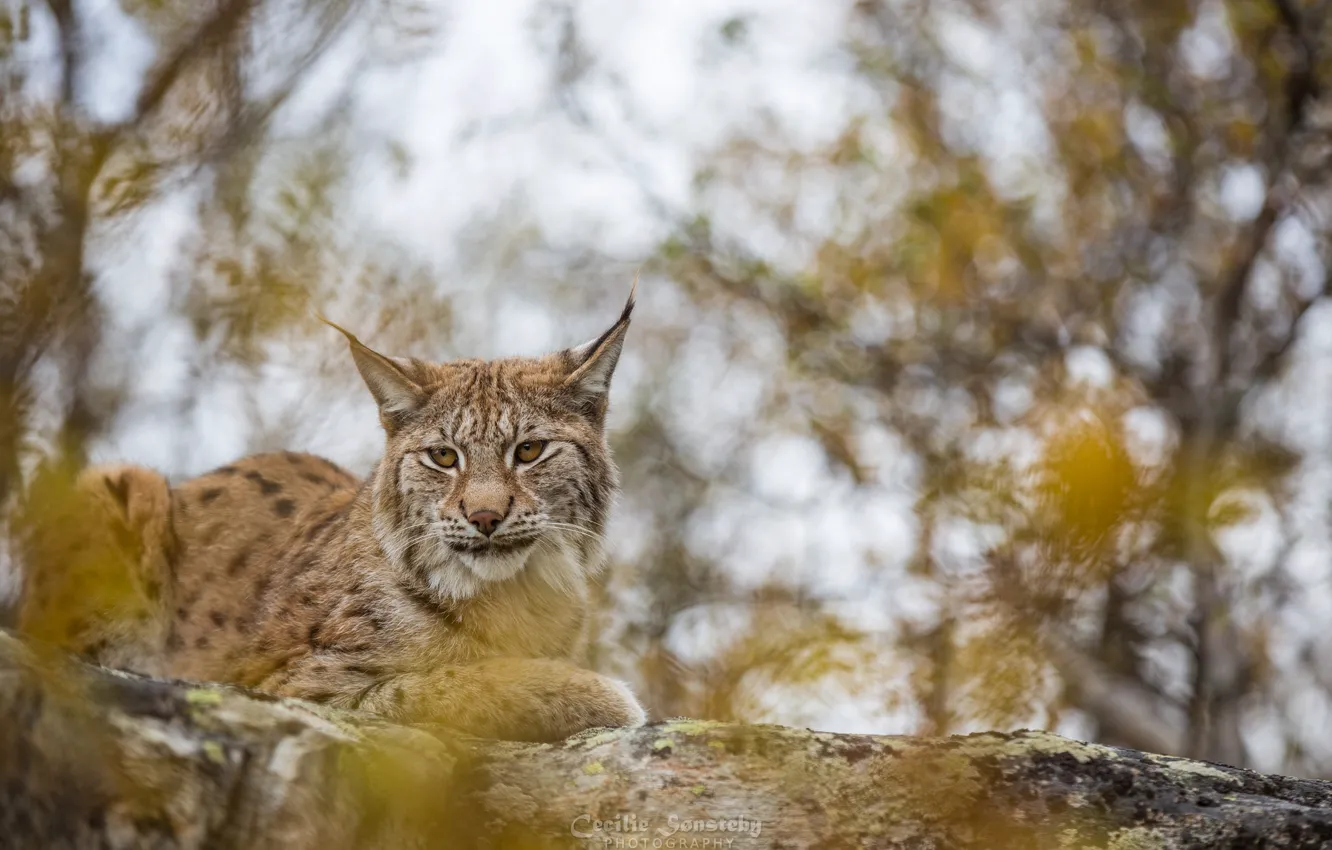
[389,660,648,742]
[523,670,646,742]
[581,676,648,731]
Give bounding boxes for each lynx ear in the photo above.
[320,315,424,423]
[563,282,635,410]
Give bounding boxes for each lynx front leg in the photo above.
[273,657,646,742]
[18,464,176,674]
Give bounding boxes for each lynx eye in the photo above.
[424,447,459,470]
[515,440,547,464]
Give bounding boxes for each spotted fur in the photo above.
[18,294,645,742]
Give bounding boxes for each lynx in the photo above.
[17,293,645,742]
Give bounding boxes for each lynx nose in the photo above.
[467,509,504,537]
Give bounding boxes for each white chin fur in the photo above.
[423,536,586,602]
[459,548,529,583]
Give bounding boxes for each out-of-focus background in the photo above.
[3,0,1331,777]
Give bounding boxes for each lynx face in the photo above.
[329,295,631,600]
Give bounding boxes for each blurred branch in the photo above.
[131,1,256,133]
[1214,0,1320,402]
[21,0,260,467]
[43,0,77,105]
[1271,0,1318,77]
[36,0,108,450]
[922,615,955,736]
[202,1,357,172]
[1041,629,1185,757]
[1246,271,1328,389]
[1173,0,1322,766]
[45,0,259,186]
[0,0,354,506]
[991,554,1185,756]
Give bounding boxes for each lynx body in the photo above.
[18,296,645,742]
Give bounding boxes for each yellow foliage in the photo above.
[1035,410,1137,558]
[953,626,1049,729]
[13,461,153,652]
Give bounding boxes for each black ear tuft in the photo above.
[562,280,636,407]
[105,473,131,511]
[319,313,425,425]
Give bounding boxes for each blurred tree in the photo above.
[621,0,1332,775]
[0,0,363,502]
